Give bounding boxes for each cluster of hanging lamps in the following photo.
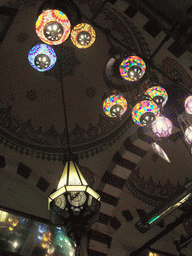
[119,56,146,82]
[28,0,96,72]
[103,92,127,119]
[132,85,173,139]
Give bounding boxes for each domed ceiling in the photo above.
[1,0,192,256]
[0,0,150,160]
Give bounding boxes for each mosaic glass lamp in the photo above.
[28,44,57,72]
[119,56,146,81]
[152,116,173,138]
[185,95,192,114]
[132,100,160,127]
[144,86,168,108]
[103,94,127,119]
[71,23,96,49]
[36,10,71,45]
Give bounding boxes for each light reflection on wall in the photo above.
[0,210,8,222]
[149,253,159,256]
[0,209,76,255]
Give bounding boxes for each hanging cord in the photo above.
[59,63,72,156]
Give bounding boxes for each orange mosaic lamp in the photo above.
[71,23,96,49]
[36,9,71,45]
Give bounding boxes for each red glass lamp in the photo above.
[36,9,71,45]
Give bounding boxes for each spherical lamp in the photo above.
[103,94,127,118]
[152,116,173,138]
[71,23,96,49]
[132,100,160,127]
[36,10,71,45]
[185,95,192,114]
[28,44,57,72]
[144,86,168,108]
[119,56,146,81]
[184,126,192,144]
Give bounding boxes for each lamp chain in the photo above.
[59,64,71,156]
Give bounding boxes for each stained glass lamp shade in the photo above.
[36,10,71,45]
[119,56,146,81]
[103,94,127,118]
[71,23,96,49]
[49,161,101,224]
[28,44,57,72]
[185,95,192,114]
[144,86,168,108]
[184,126,192,144]
[132,100,160,127]
[152,116,173,138]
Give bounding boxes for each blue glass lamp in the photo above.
[28,44,57,72]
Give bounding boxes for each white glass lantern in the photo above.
[184,126,192,144]
[185,95,192,114]
[152,116,173,138]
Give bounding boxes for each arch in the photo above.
[87,127,154,255]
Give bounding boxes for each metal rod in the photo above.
[129,207,192,256]
[59,63,71,156]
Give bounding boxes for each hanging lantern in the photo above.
[28,44,57,72]
[103,94,127,119]
[132,100,160,127]
[48,160,101,227]
[185,95,192,114]
[36,10,71,45]
[152,116,173,138]
[184,126,192,144]
[71,23,96,49]
[144,86,168,108]
[119,56,146,81]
